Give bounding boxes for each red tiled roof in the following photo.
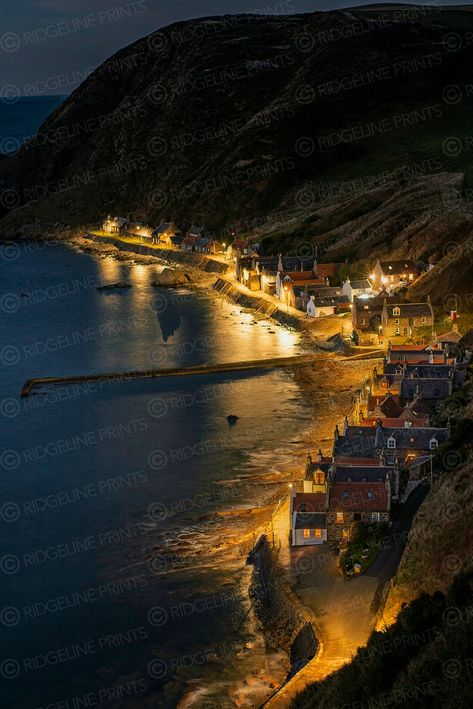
[293,493,326,513]
[329,482,389,512]
[359,417,428,428]
[390,345,439,351]
[280,270,315,280]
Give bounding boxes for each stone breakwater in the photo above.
[212,278,308,331]
[83,233,228,274]
[247,536,318,682]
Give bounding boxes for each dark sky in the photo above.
[1,0,470,95]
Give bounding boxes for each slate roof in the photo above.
[384,363,453,378]
[331,465,398,497]
[294,512,326,529]
[400,378,452,400]
[349,279,371,290]
[385,303,432,318]
[315,296,350,308]
[329,482,389,512]
[334,426,449,457]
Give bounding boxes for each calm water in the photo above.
[0,95,65,154]
[0,243,313,708]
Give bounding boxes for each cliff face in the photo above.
[2,6,473,301]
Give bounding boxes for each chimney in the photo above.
[316,448,323,462]
[313,258,318,276]
[343,416,349,435]
[334,424,340,441]
[277,253,283,272]
[429,350,434,364]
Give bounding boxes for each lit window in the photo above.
[422,317,426,324]
[393,307,400,316]
[303,529,311,538]
[395,319,400,325]
[336,512,344,524]
[372,512,381,522]
[342,528,349,539]
[314,529,322,539]
[387,437,396,449]
[395,328,400,335]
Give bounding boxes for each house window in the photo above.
[303,529,311,539]
[314,473,325,485]
[393,307,400,316]
[430,438,439,450]
[342,528,350,539]
[367,489,373,499]
[336,512,344,524]
[361,318,366,325]
[354,512,361,521]
[387,437,396,449]
[395,328,400,335]
[409,436,415,444]
[314,529,322,539]
[342,490,349,499]
[395,319,400,325]
[422,317,426,324]
[372,512,381,522]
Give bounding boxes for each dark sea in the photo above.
[0,100,313,707]
[0,95,65,154]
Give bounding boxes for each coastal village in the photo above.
[91,214,467,579]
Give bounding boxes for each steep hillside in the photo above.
[293,571,473,709]
[2,5,473,302]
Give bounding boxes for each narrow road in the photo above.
[263,483,430,708]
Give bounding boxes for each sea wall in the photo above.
[212,277,307,331]
[83,233,228,274]
[247,535,318,680]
